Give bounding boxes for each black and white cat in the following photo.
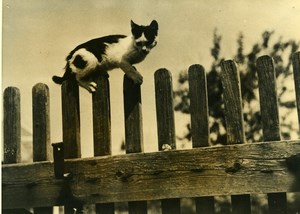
[52,20,158,92]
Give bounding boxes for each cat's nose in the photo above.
[142,47,149,54]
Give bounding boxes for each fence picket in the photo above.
[92,74,115,214]
[3,87,23,214]
[92,73,112,156]
[61,80,81,158]
[32,83,51,162]
[32,83,53,214]
[124,75,144,153]
[292,51,300,132]
[220,60,251,214]
[3,87,21,164]
[257,55,287,214]
[124,75,147,214]
[61,80,82,213]
[188,64,215,214]
[155,69,180,214]
[220,60,245,144]
[188,64,210,147]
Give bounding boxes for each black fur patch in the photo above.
[73,55,87,69]
[66,35,126,63]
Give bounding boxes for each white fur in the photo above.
[68,48,99,75]
[103,36,133,65]
[135,33,147,43]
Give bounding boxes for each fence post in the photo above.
[257,55,287,214]
[220,60,251,214]
[220,60,245,144]
[3,87,21,164]
[188,64,210,147]
[61,80,82,213]
[92,73,115,214]
[292,51,300,132]
[61,80,81,158]
[124,75,147,214]
[32,83,53,213]
[3,87,24,213]
[188,64,215,213]
[155,68,180,214]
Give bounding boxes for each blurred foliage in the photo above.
[174,29,300,145]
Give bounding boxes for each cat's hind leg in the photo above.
[68,49,99,92]
[76,78,98,93]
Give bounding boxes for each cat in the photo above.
[52,20,158,92]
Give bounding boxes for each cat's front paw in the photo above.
[80,81,97,93]
[131,73,143,85]
[89,82,97,93]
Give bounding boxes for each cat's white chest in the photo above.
[103,36,145,67]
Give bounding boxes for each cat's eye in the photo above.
[136,42,143,46]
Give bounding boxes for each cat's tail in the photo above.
[52,66,73,84]
[52,75,65,84]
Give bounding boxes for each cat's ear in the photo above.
[150,20,158,30]
[131,20,139,29]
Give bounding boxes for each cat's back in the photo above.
[66,34,127,62]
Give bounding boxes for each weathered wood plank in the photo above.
[92,73,112,156]
[3,87,21,164]
[2,140,300,209]
[124,75,147,214]
[257,55,287,214]
[221,60,251,213]
[188,64,215,214]
[61,80,81,158]
[2,140,299,209]
[292,51,300,132]
[155,68,176,150]
[32,83,51,162]
[220,60,245,144]
[3,87,23,214]
[257,56,281,141]
[155,68,180,214]
[61,80,82,212]
[124,75,144,153]
[188,64,210,147]
[92,73,115,214]
[32,83,53,213]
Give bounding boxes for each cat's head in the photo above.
[131,20,158,54]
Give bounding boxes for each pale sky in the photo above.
[2,0,300,159]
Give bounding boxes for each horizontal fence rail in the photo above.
[2,140,300,209]
[2,51,300,213]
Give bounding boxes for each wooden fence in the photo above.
[2,52,300,214]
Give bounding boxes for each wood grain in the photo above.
[123,75,144,154]
[257,55,287,214]
[3,140,299,209]
[155,69,176,150]
[124,75,147,213]
[3,87,21,164]
[61,80,82,212]
[155,68,180,214]
[188,64,210,147]
[292,51,300,133]
[220,60,245,144]
[92,73,115,213]
[221,60,251,213]
[188,64,215,213]
[61,80,81,158]
[32,83,51,162]
[3,87,23,214]
[92,73,112,156]
[32,83,53,213]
